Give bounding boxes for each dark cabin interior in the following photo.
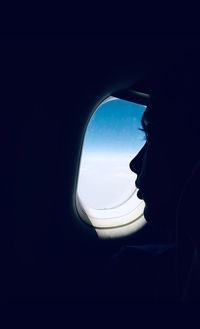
[1,36,200,301]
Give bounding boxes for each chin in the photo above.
[143,204,174,230]
[144,205,166,226]
[143,206,153,223]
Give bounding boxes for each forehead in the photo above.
[142,102,183,126]
[141,104,185,139]
[141,106,158,126]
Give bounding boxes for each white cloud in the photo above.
[77,155,137,209]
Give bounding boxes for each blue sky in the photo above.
[83,98,146,157]
[78,98,146,210]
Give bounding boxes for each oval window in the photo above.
[76,96,147,237]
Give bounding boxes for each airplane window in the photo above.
[76,96,147,238]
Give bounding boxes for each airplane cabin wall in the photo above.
[1,36,189,299]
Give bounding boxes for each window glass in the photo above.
[77,97,146,228]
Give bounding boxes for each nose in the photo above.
[129,144,146,175]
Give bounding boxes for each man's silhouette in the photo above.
[110,53,200,300]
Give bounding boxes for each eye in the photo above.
[139,125,154,143]
[138,127,148,141]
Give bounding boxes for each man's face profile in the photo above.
[129,103,187,234]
